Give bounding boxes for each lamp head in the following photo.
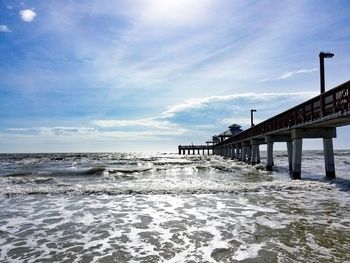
[320,52,334,58]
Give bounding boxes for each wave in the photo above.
[79,167,107,176]
[5,177,57,185]
[3,171,33,177]
[1,179,344,197]
[108,168,152,174]
[153,161,194,165]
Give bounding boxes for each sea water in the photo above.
[0,151,349,262]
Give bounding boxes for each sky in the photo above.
[0,0,350,153]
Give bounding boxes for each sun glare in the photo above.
[140,0,213,26]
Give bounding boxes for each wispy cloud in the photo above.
[92,118,184,131]
[19,9,37,22]
[258,68,318,82]
[3,125,185,141]
[163,91,318,117]
[0,25,11,32]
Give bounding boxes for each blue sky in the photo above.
[0,0,350,153]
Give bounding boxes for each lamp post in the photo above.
[319,52,334,116]
[251,109,257,127]
[319,52,334,94]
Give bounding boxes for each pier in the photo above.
[179,80,350,179]
[178,145,214,155]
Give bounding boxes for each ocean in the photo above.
[0,151,349,263]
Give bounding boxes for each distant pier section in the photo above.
[178,145,214,155]
[179,80,350,179]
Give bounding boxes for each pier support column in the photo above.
[251,145,257,165]
[256,145,261,164]
[178,146,181,155]
[251,144,259,165]
[292,138,302,179]
[231,145,236,160]
[247,145,252,163]
[242,146,247,162]
[323,138,335,179]
[286,141,293,172]
[236,145,241,161]
[266,142,274,171]
[242,142,250,163]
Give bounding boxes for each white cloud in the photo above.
[258,68,318,82]
[92,118,177,130]
[92,118,187,138]
[19,9,37,22]
[3,124,185,141]
[6,128,29,131]
[0,25,11,32]
[163,91,317,117]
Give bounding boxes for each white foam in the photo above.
[233,243,265,261]
[256,216,288,229]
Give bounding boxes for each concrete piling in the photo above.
[251,144,258,165]
[266,142,274,171]
[291,138,303,179]
[287,141,293,172]
[323,138,335,179]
